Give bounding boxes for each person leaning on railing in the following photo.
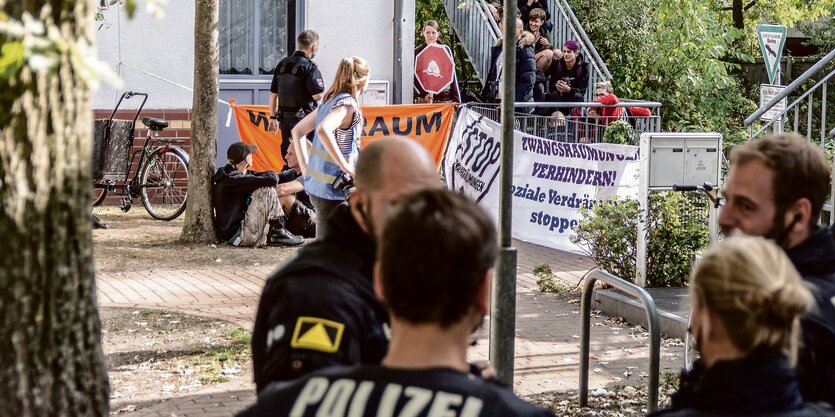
[649,236,835,417]
[587,81,651,126]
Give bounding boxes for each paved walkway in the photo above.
[100,239,685,416]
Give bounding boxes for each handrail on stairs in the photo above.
[548,0,612,81]
[745,48,835,126]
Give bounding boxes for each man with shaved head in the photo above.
[250,136,440,392]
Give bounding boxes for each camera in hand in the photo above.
[332,172,355,191]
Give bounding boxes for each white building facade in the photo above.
[93,0,416,166]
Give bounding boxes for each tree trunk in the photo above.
[0,2,109,416]
[180,0,220,243]
[732,0,744,30]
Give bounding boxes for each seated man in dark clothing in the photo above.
[548,39,589,116]
[275,141,316,238]
[238,189,556,417]
[213,142,304,247]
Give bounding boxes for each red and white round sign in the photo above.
[415,44,455,94]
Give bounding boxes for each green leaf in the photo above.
[0,41,24,79]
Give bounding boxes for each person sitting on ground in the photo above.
[587,81,652,126]
[213,142,304,247]
[548,39,589,117]
[482,17,536,111]
[526,8,553,72]
[238,189,556,417]
[276,141,316,238]
[650,236,835,417]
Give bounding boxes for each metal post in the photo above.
[580,270,661,413]
[392,0,405,104]
[489,0,518,387]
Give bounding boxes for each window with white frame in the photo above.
[219,0,290,75]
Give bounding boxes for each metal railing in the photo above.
[745,47,835,225]
[444,0,612,101]
[467,101,661,144]
[547,0,613,100]
[443,0,500,85]
[580,270,661,413]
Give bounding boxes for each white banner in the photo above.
[444,107,641,254]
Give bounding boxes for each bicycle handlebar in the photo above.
[672,182,715,192]
[123,91,148,99]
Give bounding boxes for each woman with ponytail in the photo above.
[650,236,834,416]
[291,56,370,237]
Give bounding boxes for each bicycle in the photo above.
[91,91,190,221]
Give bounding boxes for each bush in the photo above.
[602,119,636,145]
[570,192,708,287]
[534,263,573,294]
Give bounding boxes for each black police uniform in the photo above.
[270,51,325,160]
[237,365,557,417]
[251,204,388,392]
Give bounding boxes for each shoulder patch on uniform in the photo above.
[290,316,345,353]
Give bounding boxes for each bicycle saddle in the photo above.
[142,117,169,130]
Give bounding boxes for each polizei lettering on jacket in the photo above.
[520,136,638,161]
[290,377,484,417]
[530,162,617,187]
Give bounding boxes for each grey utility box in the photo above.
[642,133,722,190]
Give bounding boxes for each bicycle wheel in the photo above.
[91,183,108,207]
[139,148,189,221]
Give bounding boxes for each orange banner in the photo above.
[228,100,455,172]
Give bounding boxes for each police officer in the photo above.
[250,137,441,392]
[239,189,557,417]
[268,30,325,161]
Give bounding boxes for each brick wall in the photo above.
[93,108,192,206]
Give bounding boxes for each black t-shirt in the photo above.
[277,168,313,210]
[238,366,556,417]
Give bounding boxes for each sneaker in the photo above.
[267,227,304,246]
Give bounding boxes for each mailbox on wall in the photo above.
[643,133,722,189]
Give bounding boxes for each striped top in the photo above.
[304,92,363,201]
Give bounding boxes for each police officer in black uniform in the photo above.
[268,30,325,161]
[250,137,442,393]
[239,189,557,417]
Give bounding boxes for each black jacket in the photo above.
[212,165,279,241]
[787,226,835,406]
[650,352,835,417]
[250,204,389,392]
[482,32,537,105]
[518,0,550,22]
[548,56,589,102]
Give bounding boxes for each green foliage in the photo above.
[570,0,757,139]
[601,119,636,145]
[0,41,24,79]
[570,193,708,287]
[533,263,573,294]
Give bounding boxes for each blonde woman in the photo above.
[650,236,834,417]
[291,56,369,237]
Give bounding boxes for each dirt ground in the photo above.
[102,308,252,415]
[93,206,300,273]
[93,206,301,415]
